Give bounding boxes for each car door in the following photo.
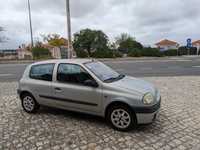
[51,63,102,113]
[28,63,55,105]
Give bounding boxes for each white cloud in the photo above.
[0,0,199,49]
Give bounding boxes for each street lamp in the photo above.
[66,0,73,59]
[27,0,34,48]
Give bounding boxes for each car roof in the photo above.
[31,59,95,66]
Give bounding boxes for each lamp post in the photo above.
[66,0,73,59]
[28,0,34,48]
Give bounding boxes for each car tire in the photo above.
[107,105,136,131]
[21,93,40,113]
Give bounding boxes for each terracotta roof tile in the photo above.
[192,40,200,45]
[155,39,179,46]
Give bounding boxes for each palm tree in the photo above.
[115,33,135,46]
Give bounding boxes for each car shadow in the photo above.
[37,106,163,133]
[39,106,106,125]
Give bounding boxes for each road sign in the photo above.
[187,38,192,48]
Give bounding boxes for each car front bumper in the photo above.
[133,97,161,124]
[136,110,159,124]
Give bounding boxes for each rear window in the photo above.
[29,63,55,81]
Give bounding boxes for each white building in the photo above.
[155,39,179,51]
[192,40,200,55]
[17,45,32,59]
[42,44,62,59]
[42,44,76,59]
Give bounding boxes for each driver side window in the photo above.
[57,63,94,85]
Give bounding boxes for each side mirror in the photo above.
[84,79,98,88]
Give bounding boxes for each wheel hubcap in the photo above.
[111,109,131,129]
[23,96,34,111]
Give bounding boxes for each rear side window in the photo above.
[30,64,55,81]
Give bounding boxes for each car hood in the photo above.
[110,76,156,95]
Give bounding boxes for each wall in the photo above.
[158,45,178,51]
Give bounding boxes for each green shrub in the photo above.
[127,48,162,57]
[162,49,178,56]
[141,47,162,57]
[75,49,122,58]
[32,47,51,59]
[113,50,123,58]
[92,49,114,58]
[75,49,89,58]
[128,49,142,57]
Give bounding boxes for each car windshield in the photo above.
[85,61,125,83]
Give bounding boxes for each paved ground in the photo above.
[1,76,200,150]
[0,57,200,82]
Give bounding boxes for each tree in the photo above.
[116,33,143,53]
[41,34,66,47]
[73,29,109,56]
[116,33,134,45]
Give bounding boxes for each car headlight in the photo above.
[143,93,154,105]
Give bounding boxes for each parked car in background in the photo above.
[17,59,161,131]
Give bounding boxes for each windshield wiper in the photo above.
[104,74,125,83]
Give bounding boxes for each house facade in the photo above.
[155,39,179,51]
[192,40,200,54]
[41,38,75,59]
[42,44,62,59]
[17,44,32,59]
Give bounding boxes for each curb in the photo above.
[0,56,198,64]
[0,60,35,64]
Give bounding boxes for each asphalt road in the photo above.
[0,57,200,82]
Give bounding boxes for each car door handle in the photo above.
[54,87,62,92]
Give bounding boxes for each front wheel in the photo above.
[107,105,136,131]
[21,93,40,113]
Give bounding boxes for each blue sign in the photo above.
[187,38,192,48]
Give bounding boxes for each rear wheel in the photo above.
[21,93,39,113]
[107,105,136,131]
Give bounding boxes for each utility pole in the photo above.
[66,0,73,59]
[28,0,34,48]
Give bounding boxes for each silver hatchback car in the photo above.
[18,59,161,131]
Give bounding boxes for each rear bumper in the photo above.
[133,98,161,124]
